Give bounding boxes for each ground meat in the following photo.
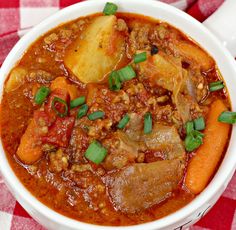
[49,149,69,173]
[87,84,129,123]
[124,81,151,113]
[42,144,56,152]
[116,19,128,32]
[70,19,88,31]
[27,70,54,84]
[112,90,130,105]
[129,23,151,54]
[87,119,113,139]
[69,125,89,163]
[44,33,59,45]
[59,29,72,40]
[155,24,170,40]
[71,163,92,172]
[153,104,174,124]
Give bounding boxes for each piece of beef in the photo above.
[106,158,185,213]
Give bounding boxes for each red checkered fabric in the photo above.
[0,0,235,230]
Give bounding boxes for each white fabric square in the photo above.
[20,7,59,29]
[0,211,13,230]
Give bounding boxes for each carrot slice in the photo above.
[185,100,230,194]
[50,77,78,100]
[16,119,42,164]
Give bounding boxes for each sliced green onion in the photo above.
[52,97,68,118]
[88,111,105,121]
[85,140,107,164]
[77,104,89,119]
[134,52,147,64]
[184,130,204,152]
[144,112,152,134]
[209,80,224,92]
[210,80,223,87]
[194,116,205,131]
[109,71,121,91]
[185,121,194,135]
[117,114,130,129]
[103,2,118,16]
[117,65,136,82]
[34,86,50,105]
[218,111,236,124]
[70,96,85,109]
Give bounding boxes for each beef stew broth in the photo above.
[0,11,231,226]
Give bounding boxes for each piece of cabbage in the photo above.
[139,52,199,123]
[174,42,214,72]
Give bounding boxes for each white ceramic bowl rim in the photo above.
[0,0,236,230]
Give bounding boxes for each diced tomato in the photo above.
[41,116,75,147]
[33,88,75,147]
[137,89,149,104]
[34,110,55,127]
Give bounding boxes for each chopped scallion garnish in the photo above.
[209,81,224,92]
[70,96,85,109]
[34,86,50,105]
[193,116,205,131]
[218,111,236,124]
[85,140,107,164]
[117,114,130,129]
[185,121,194,135]
[117,65,136,82]
[184,130,204,152]
[77,104,88,119]
[52,97,68,118]
[88,111,105,120]
[144,112,152,134]
[103,2,118,16]
[109,71,121,91]
[134,52,147,64]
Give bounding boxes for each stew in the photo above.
[0,2,233,226]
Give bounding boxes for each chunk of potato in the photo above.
[5,67,28,93]
[64,15,126,83]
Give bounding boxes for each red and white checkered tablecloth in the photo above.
[0,0,235,229]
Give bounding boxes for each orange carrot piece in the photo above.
[185,100,230,194]
[16,119,42,164]
[50,77,78,100]
[66,84,78,100]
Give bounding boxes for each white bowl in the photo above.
[0,0,236,229]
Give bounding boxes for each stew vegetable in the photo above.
[0,2,233,226]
